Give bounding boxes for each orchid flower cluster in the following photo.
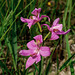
[19,8,70,69]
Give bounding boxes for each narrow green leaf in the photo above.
[59,53,75,72]
[0,58,5,60]
[56,52,59,75]
[16,0,34,18]
[0,0,34,41]
[71,60,75,64]
[45,42,58,75]
[0,60,11,74]
[11,0,17,71]
[33,64,39,72]
[6,36,17,71]
[63,0,74,75]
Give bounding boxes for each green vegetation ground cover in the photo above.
[0,0,75,75]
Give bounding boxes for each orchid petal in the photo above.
[53,18,60,26]
[50,24,63,31]
[26,56,36,69]
[36,54,41,63]
[27,40,37,50]
[19,50,33,56]
[31,8,41,16]
[27,22,33,29]
[21,17,35,29]
[31,16,37,20]
[40,47,50,57]
[20,17,30,23]
[20,17,27,22]
[31,16,38,24]
[50,31,59,40]
[33,35,43,44]
[41,24,50,31]
[56,29,70,35]
[39,15,50,22]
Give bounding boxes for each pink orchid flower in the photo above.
[41,18,70,40]
[19,35,50,69]
[20,8,50,29]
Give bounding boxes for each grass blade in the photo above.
[59,53,75,72]
[0,60,11,74]
[45,42,58,75]
[63,0,74,74]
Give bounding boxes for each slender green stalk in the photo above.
[34,68,36,75]
[44,41,58,75]
[6,36,17,71]
[0,60,12,74]
[15,0,34,18]
[39,40,44,75]
[38,56,43,75]
[39,59,41,75]
[68,0,72,29]
[37,22,43,75]
[19,23,27,37]
[44,32,50,41]
[34,64,39,72]
[0,18,17,41]
[59,53,75,72]
[56,52,59,75]
[37,22,42,32]
[45,47,56,75]
[0,1,6,11]
[63,0,74,75]
[11,0,17,74]
[0,0,33,41]
[63,0,70,62]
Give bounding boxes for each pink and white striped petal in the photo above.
[56,29,70,35]
[19,50,33,56]
[20,17,31,23]
[36,54,41,63]
[26,56,36,69]
[50,24,62,31]
[31,8,41,16]
[27,40,37,50]
[53,18,60,26]
[50,31,59,40]
[40,47,50,57]
[33,35,43,45]
[27,22,33,29]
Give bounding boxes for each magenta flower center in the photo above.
[34,47,40,54]
[30,16,33,19]
[36,40,40,44]
[36,13,38,17]
[35,40,40,45]
[30,53,37,57]
[53,29,59,32]
[30,48,40,58]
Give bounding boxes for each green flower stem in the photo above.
[33,64,39,72]
[44,32,50,41]
[37,22,43,75]
[37,22,42,32]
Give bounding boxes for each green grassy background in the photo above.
[0,0,75,75]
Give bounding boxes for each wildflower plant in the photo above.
[19,8,70,69]
[19,35,50,69]
[41,18,70,40]
[20,8,50,32]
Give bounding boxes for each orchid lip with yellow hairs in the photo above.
[19,35,51,69]
[20,8,50,29]
[41,18,70,40]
